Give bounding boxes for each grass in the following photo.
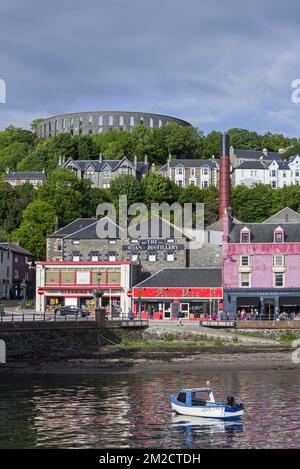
[278,330,298,345]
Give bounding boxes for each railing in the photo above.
[0,311,147,324]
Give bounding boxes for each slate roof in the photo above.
[159,159,218,172]
[64,217,124,239]
[263,207,300,224]
[0,242,33,256]
[236,159,290,171]
[129,215,188,239]
[234,149,280,160]
[235,161,265,170]
[48,218,96,238]
[4,172,46,180]
[229,222,300,243]
[63,157,148,175]
[133,268,222,288]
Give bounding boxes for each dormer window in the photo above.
[240,227,251,243]
[274,227,284,243]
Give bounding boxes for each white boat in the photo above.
[169,387,244,420]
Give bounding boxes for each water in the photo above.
[0,369,300,448]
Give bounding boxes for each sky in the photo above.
[1,0,300,135]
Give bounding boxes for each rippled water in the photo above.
[0,369,300,448]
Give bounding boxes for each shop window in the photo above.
[107,272,121,284]
[45,269,60,284]
[76,271,90,284]
[275,272,284,287]
[240,272,250,287]
[61,269,74,284]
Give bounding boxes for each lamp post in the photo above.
[94,271,104,325]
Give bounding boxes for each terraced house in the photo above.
[157,156,219,188]
[59,154,148,188]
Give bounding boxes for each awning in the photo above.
[279,297,300,306]
[237,297,260,307]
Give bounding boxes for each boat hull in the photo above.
[170,401,244,420]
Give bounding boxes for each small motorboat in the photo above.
[169,385,244,420]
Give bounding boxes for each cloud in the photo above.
[1,0,300,135]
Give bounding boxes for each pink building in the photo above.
[222,207,300,319]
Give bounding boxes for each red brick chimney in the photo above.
[219,132,231,219]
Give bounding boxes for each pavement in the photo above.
[148,320,280,345]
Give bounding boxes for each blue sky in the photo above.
[1,0,300,135]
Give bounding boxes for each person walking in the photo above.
[177,310,184,326]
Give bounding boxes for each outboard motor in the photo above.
[227,396,235,407]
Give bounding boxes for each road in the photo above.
[149,320,280,345]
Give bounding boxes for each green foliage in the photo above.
[12,200,56,259]
[142,172,181,205]
[36,168,93,225]
[279,330,297,345]
[110,175,143,206]
[0,181,35,234]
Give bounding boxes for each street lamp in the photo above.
[94,271,103,310]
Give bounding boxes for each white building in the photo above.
[35,261,135,314]
[157,157,219,189]
[234,155,300,188]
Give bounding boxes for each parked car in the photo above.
[54,305,88,317]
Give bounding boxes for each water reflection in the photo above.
[0,369,299,448]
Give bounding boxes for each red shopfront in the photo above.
[132,286,223,320]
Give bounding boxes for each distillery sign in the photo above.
[132,287,223,299]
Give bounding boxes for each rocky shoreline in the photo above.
[0,345,297,374]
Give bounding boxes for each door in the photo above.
[180,303,190,319]
[64,297,78,307]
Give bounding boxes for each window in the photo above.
[273,255,284,267]
[191,168,196,177]
[149,118,154,128]
[103,170,111,178]
[15,255,18,263]
[130,116,134,126]
[132,254,138,262]
[272,170,276,177]
[91,255,99,261]
[275,272,284,287]
[202,181,208,188]
[241,232,250,243]
[119,116,124,126]
[274,232,283,243]
[177,392,186,403]
[148,253,156,262]
[272,181,277,188]
[240,272,250,287]
[109,115,114,126]
[108,240,116,244]
[73,256,80,261]
[108,254,116,262]
[158,119,162,128]
[202,167,209,176]
[176,167,184,175]
[72,240,80,245]
[103,183,110,188]
[240,256,250,266]
[167,253,174,262]
[99,115,103,126]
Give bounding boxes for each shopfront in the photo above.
[35,261,134,315]
[224,288,300,320]
[132,268,223,320]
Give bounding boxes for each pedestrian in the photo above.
[177,310,184,326]
[212,310,217,321]
[128,309,134,320]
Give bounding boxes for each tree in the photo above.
[12,200,56,260]
[110,175,143,207]
[232,184,274,222]
[0,181,35,235]
[142,173,181,205]
[36,168,93,225]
